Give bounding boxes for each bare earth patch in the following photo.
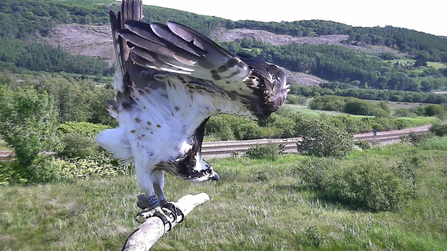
[42,24,115,66]
[42,24,397,85]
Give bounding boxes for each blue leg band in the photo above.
[148,195,159,206]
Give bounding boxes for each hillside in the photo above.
[1,0,446,92]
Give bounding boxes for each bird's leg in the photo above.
[153,170,184,223]
[134,166,173,230]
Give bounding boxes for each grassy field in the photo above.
[368,100,425,111]
[1,138,447,250]
[284,104,370,117]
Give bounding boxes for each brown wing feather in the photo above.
[112,2,288,119]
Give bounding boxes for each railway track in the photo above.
[201,125,430,158]
[0,125,431,160]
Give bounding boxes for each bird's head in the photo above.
[188,154,219,182]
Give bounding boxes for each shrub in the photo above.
[354,140,371,150]
[424,104,444,117]
[394,108,411,117]
[0,156,62,185]
[394,119,407,130]
[323,161,412,211]
[60,133,100,159]
[0,86,62,183]
[246,143,281,160]
[58,122,110,137]
[297,120,354,158]
[51,153,130,180]
[391,156,422,199]
[294,158,337,191]
[429,123,447,136]
[409,132,433,145]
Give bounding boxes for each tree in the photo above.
[0,85,62,182]
[297,120,354,158]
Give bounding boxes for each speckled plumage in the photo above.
[96,0,288,213]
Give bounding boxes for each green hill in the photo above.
[1,0,446,97]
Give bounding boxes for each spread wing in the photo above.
[114,16,289,120]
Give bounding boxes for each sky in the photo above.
[142,0,446,36]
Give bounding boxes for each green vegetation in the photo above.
[0,85,62,183]
[1,136,447,250]
[296,120,354,158]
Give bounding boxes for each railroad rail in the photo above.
[0,125,431,160]
[201,125,430,158]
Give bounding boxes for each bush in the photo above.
[429,123,447,136]
[294,158,337,191]
[51,153,130,180]
[297,120,354,158]
[394,108,411,117]
[0,86,62,183]
[409,132,433,145]
[58,122,110,137]
[394,119,407,130]
[246,143,282,160]
[0,156,62,185]
[424,104,444,117]
[354,140,371,150]
[60,133,100,159]
[323,161,412,211]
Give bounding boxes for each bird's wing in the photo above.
[116,19,289,120]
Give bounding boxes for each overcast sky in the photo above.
[142,0,446,36]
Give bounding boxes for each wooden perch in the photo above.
[122,193,210,251]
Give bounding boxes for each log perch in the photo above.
[122,193,210,251]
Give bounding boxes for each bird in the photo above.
[96,0,289,227]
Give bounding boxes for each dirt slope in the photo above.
[41,24,394,84]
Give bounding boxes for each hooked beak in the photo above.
[210,171,219,181]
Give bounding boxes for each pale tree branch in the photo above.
[122,193,210,251]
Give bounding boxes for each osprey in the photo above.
[97,0,289,226]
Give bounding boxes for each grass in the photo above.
[369,100,425,111]
[1,139,447,250]
[427,61,447,69]
[0,139,11,151]
[284,104,370,117]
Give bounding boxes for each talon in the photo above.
[135,206,174,232]
[175,208,184,223]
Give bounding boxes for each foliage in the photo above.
[2,138,447,250]
[0,85,62,183]
[59,133,100,159]
[294,157,337,191]
[429,123,447,136]
[245,143,283,161]
[423,104,444,116]
[297,120,354,158]
[52,153,129,180]
[323,160,414,211]
[310,95,391,117]
[58,121,111,137]
[394,108,412,117]
[14,42,109,75]
[1,72,116,126]
[293,84,447,104]
[354,140,371,150]
[408,132,434,145]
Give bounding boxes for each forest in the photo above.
[0,0,446,94]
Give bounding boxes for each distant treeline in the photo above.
[292,84,447,104]
[219,41,447,92]
[1,0,447,84]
